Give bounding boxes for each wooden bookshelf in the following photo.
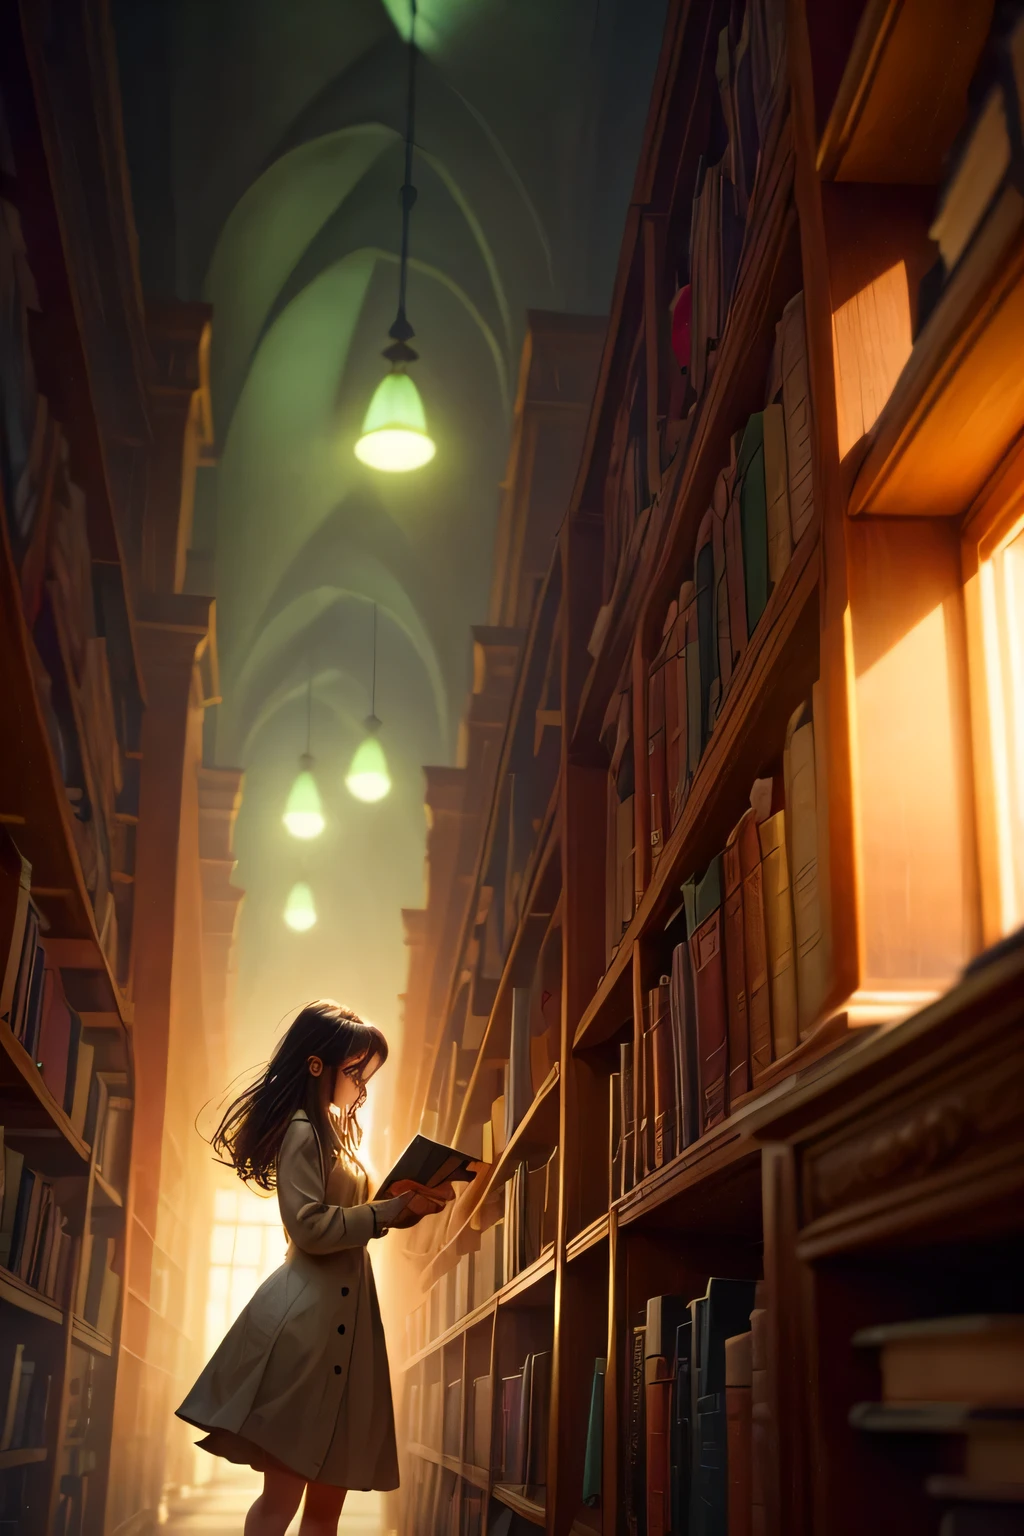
[393,4,1024,1535]
[0,8,142,1533]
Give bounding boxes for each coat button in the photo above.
[337,1324,346,1335]
[334,1365,342,1375]
[341,1287,349,1297]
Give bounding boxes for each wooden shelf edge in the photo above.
[71,1316,113,1356]
[0,1264,64,1324]
[0,1446,48,1470]
[566,1212,610,1264]
[402,1296,499,1372]
[0,1019,90,1161]
[496,1245,555,1306]
[574,519,821,1053]
[492,1484,547,1525]
[93,1170,124,1208]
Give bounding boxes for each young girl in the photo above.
[177,1000,454,1536]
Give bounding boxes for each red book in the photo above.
[738,811,772,1082]
[685,858,728,1133]
[723,827,750,1107]
[36,965,72,1108]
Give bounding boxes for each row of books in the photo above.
[499,1350,551,1496]
[679,0,787,405]
[407,1219,507,1355]
[1,836,132,1183]
[502,1147,558,1281]
[851,1314,1024,1532]
[613,690,828,1190]
[650,293,813,850]
[0,200,130,975]
[604,289,812,964]
[0,1135,75,1305]
[0,1345,51,1454]
[604,1280,764,1536]
[410,1349,551,1496]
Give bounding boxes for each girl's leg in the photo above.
[244,1468,306,1536]
[297,1480,348,1536]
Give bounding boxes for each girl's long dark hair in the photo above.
[212,1000,388,1190]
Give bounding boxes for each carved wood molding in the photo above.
[805,1048,1024,1220]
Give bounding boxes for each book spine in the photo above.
[690,913,728,1132]
[723,831,750,1106]
[738,810,772,1083]
[626,1324,647,1536]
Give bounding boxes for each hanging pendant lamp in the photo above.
[354,0,436,474]
[346,604,392,803]
[283,667,325,839]
[284,881,318,932]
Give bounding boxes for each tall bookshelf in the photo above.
[0,5,140,1529]
[0,6,237,1533]
[392,4,1024,1536]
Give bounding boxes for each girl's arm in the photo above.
[277,1118,403,1252]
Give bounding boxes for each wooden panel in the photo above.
[817,0,993,184]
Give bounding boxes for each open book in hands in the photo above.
[374,1134,478,1202]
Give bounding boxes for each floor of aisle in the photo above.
[161,1472,386,1536]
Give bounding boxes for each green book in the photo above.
[738,413,769,635]
[582,1356,606,1505]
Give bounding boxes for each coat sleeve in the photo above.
[276,1118,377,1252]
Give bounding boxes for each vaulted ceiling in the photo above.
[114,0,665,1104]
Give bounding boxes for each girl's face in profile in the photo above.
[331,1052,380,1117]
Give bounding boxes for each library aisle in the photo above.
[162,1476,385,1536]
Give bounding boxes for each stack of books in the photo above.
[851,1315,1024,1535]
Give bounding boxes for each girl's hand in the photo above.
[372,1191,416,1230]
[386,1179,455,1226]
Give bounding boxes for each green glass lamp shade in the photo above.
[284,881,318,932]
[283,759,325,840]
[354,367,436,473]
[345,732,391,803]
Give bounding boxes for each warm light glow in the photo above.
[345,733,391,802]
[979,511,1024,931]
[831,262,911,460]
[354,368,436,473]
[284,881,318,931]
[283,766,325,840]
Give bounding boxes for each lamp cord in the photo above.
[371,602,377,719]
[305,662,312,757]
[390,0,418,346]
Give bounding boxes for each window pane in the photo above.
[214,1189,239,1223]
[210,1225,235,1266]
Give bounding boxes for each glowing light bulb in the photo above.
[284,881,317,932]
[283,755,325,840]
[345,729,391,803]
[354,368,435,473]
